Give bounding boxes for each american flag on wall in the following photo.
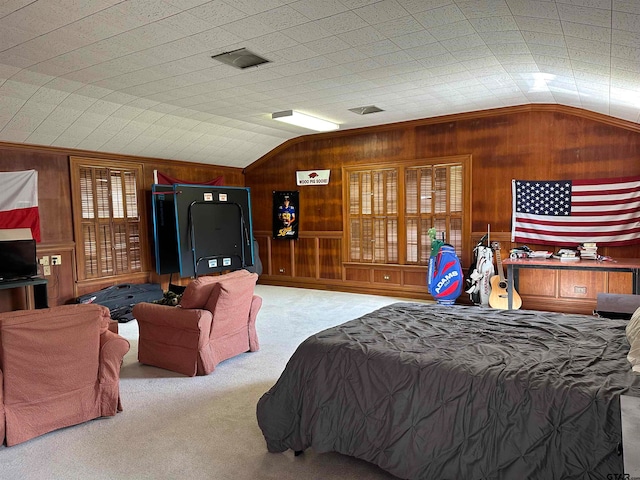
[511,176,640,247]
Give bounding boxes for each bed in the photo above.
[256,303,640,479]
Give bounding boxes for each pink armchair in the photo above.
[133,270,261,377]
[0,304,130,446]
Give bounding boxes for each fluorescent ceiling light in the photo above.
[272,110,339,132]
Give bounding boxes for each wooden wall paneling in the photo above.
[373,268,401,285]
[403,269,428,288]
[318,237,342,280]
[608,272,634,294]
[294,237,316,278]
[344,265,373,283]
[246,106,640,310]
[255,235,270,275]
[271,239,293,276]
[0,147,73,244]
[36,243,76,306]
[517,269,558,299]
[558,270,606,300]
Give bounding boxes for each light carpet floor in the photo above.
[1,285,427,480]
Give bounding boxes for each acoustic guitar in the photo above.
[488,241,522,310]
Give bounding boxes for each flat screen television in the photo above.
[0,239,38,282]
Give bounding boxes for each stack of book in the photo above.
[553,249,580,261]
[528,250,552,259]
[578,242,598,260]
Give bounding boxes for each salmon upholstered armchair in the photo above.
[133,269,261,377]
[0,304,130,446]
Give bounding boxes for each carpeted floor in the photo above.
[1,285,425,480]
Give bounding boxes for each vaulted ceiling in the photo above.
[1,0,638,168]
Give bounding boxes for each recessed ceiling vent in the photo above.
[349,105,384,115]
[211,48,270,69]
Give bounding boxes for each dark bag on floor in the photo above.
[77,283,164,322]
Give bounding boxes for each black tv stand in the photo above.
[0,277,48,309]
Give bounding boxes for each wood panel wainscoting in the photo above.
[474,231,634,315]
[254,230,432,300]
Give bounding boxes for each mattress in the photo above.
[257,303,640,479]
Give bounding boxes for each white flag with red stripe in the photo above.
[0,170,40,242]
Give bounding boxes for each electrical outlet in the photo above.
[43,265,51,276]
[40,256,49,266]
[51,255,62,265]
[574,286,587,294]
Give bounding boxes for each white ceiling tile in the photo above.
[612,29,640,48]
[614,0,640,14]
[613,10,640,33]
[506,0,560,20]
[481,30,526,44]
[521,30,567,48]
[405,43,448,60]
[0,80,39,100]
[574,69,611,85]
[558,3,611,26]
[611,55,640,73]
[223,0,287,15]
[358,40,402,57]
[413,4,466,28]
[456,0,511,18]
[184,1,246,27]
[391,30,438,49]
[283,22,333,43]
[289,0,349,20]
[470,16,520,33]
[612,43,640,63]
[0,0,636,168]
[532,54,573,69]
[562,21,611,42]
[220,17,275,40]
[569,50,610,68]
[440,34,486,52]
[0,129,31,142]
[253,5,311,30]
[338,27,388,47]
[374,16,422,40]
[395,0,454,15]
[452,46,495,61]
[154,12,212,37]
[489,42,530,55]
[429,21,477,41]
[353,0,409,24]
[514,16,563,34]
[304,36,352,55]
[419,53,459,68]
[316,12,370,35]
[566,36,611,56]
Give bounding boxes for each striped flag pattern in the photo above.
[511,176,640,247]
[0,170,40,242]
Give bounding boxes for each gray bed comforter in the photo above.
[256,303,640,480]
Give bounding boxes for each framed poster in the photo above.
[273,190,299,239]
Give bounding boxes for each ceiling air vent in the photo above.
[349,105,384,115]
[211,48,270,69]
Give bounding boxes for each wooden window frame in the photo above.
[70,156,149,283]
[342,155,472,268]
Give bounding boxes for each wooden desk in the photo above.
[0,277,49,309]
[502,258,640,310]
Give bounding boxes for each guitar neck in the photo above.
[494,245,506,282]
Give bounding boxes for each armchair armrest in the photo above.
[98,330,130,415]
[132,302,213,332]
[0,368,4,444]
[248,295,262,352]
